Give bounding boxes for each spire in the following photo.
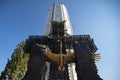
[45,3,73,36]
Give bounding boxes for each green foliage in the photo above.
[0,41,28,80]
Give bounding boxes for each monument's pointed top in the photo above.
[45,3,73,36]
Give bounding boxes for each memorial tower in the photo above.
[22,3,102,80]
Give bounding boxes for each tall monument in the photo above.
[22,3,102,80]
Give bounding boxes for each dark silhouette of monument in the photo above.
[22,3,102,80]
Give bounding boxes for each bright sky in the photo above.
[0,0,120,80]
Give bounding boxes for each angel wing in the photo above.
[44,52,100,64]
[44,52,75,64]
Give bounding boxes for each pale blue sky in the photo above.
[0,0,120,80]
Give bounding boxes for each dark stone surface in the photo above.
[73,41,103,80]
[22,35,102,80]
[22,44,46,80]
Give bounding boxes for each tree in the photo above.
[0,41,28,80]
